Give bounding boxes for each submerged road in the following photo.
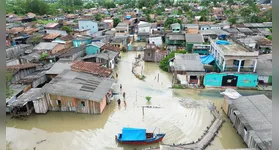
[6,52,269,150]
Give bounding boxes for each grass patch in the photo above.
[172,84,185,89]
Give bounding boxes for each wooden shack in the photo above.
[42,70,115,114]
[8,88,46,118]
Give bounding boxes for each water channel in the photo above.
[6,51,271,150]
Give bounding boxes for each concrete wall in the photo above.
[73,39,92,47]
[85,45,100,55]
[138,26,151,33]
[204,73,258,88]
[78,20,98,35]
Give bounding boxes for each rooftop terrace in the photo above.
[210,38,259,57]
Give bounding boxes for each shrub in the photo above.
[145,96,151,101]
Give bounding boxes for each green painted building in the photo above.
[165,33,186,46]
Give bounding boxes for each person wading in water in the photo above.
[123,92,126,99]
[120,84,122,90]
[117,99,121,106]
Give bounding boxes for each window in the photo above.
[190,76,198,80]
[148,53,151,56]
[57,100,61,106]
[81,101,85,107]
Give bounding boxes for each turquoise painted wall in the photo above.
[85,45,100,55]
[204,73,226,87]
[128,45,133,51]
[73,39,92,47]
[52,38,65,43]
[236,74,258,87]
[204,73,258,88]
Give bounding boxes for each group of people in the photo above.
[117,84,126,107]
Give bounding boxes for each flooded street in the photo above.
[7,51,270,150]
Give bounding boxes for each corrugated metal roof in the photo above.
[45,60,72,75]
[233,95,272,145]
[8,88,42,107]
[42,70,115,102]
[174,53,205,72]
[185,34,204,43]
[33,42,59,50]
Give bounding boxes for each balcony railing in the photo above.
[224,66,254,72]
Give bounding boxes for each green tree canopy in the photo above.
[164,17,182,29]
[228,15,237,24]
[84,2,96,9]
[113,18,121,27]
[94,13,103,21]
[61,26,73,34]
[159,50,187,72]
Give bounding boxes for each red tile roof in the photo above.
[7,63,38,74]
[8,27,25,34]
[71,61,112,77]
[43,33,61,40]
[45,23,59,28]
[101,44,121,52]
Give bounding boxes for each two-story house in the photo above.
[171,23,181,33]
[78,20,98,35]
[204,37,259,88]
[137,22,151,42]
[115,22,129,36]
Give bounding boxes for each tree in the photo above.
[84,2,96,9]
[146,14,153,23]
[94,13,103,21]
[6,72,14,98]
[102,1,116,9]
[228,15,237,24]
[261,8,272,22]
[267,35,272,40]
[159,50,187,72]
[113,18,121,28]
[24,0,50,15]
[182,4,191,13]
[61,26,73,34]
[164,17,182,29]
[155,6,165,15]
[199,16,208,21]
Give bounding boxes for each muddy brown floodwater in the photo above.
[7,51,270,150]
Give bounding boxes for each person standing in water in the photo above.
[117,99,121,106]
[120,84,122,90]
[123,92,126,99]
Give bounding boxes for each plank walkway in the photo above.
[145,110,224,150]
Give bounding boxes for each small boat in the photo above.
[115,127,166,145]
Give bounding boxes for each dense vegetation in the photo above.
[159,50,187,72]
